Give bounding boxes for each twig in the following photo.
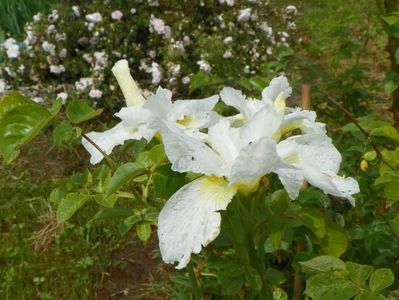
[81,133,115,168]
[325,95,397,171]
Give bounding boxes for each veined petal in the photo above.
[82,122,141,164]
[158,176,236,269]
[207,119,241,167]
[303,168,359,206]
[229,137,283,191]
[275,168,304,199]
[240,106,283,145]
[161,121,225,176]
[143,87,173,119]
[261,76,292,106]
[220,87,252,119]
[112,59,145,107]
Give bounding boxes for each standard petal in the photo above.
[160,121,225,176]
[261,76,292,106]
[143,87,173,119]
[239,106,283,145]
[281,109,326,135]
[158,176,236,269]
[229,137,283,191]
[220,87,252,119]
[82,122,141,164]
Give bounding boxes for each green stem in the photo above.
[188,262,202,300]
[81,133,115,168]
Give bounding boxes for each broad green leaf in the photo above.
[384,80,398,94]
[57,193,89,223]
[371,125,399,145]
[0,103,53,163]
[354,291,385,300]
[369,268,394,292]
[305,271,359,300]
[105,162,146,196]
[346,261,374,285]
[390,212,399,239]
[0,91,31,118]
[383,14,399,25]
[66,100,103,124]
[49,99,63,116]
[136,222,151,242]
[395,47,399,64]
[153,164,186,198]
[300,255,346,274]
[224,261,245,278]
[147,144,167,167]
[248,76,269,92]
[245,266,263,291]
[320,222,348,257]
[298,208,326,239]
[94,194,117,208]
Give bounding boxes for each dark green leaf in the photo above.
[94,194,117,208]
[300,255,346,274]
[298,208,326,239]
[245,266,263,291]
[105,162,146,196]
[66,100,103,124]
[346,261,374,285]
[57,193,89,223]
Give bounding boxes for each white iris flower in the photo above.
[158,117,287,269]
[82,60,220,164]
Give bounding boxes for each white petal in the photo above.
[239,106,283,145]
[160,121,225,176]
[82,122,141,164]
[158,176,236,269]
[275,168,304,199]
[114,105,152,128]
[170,95,220,129]
[220,87,252,119]
[303,168,359,206]
[112,59,145,107]
[229,137,283,190]
[262,76,292,106]
[143,87,172,119]
[207,119,241,167]
[281,109,326,135]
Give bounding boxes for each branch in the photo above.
[325,95,397,171]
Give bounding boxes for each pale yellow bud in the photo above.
[360,160,368,171]
[112,59,145,107]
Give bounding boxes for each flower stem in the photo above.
[81,133,115,168]
[188,262,202,300]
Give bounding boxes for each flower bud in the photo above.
[360,160,368,171]
[112,59,145,107]
[363,150,376,161]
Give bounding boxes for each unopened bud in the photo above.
[360,160,368,171]
[363,150,376,161]
[112,59,145,107]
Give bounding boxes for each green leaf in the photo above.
[153,164,186,198]
[0,102,53,163]
[119,210,142,235]
[49,99,63,116]
[57,193,89,224]
[298,208,326,239]
[94,194,117,208]
[354,291,386,300]
[53,123,74,146]
[346,261,374,285]
[189,71,223,94]
[147,144,167,167]
[105,162,146,196]
[136,222,152,242]
[369,268,394,292]
[248,76,269,92]
[320,222,348,257]
[0,91,31,119]
[66,100,103,124]
[371,125,399,145]
[305,271,359,300]
[383,14,399,25]
[384,80,398,94]
[390,212,399,239]
[245,266,263,291]
[300,255,346,274]
[224,261,245,278]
